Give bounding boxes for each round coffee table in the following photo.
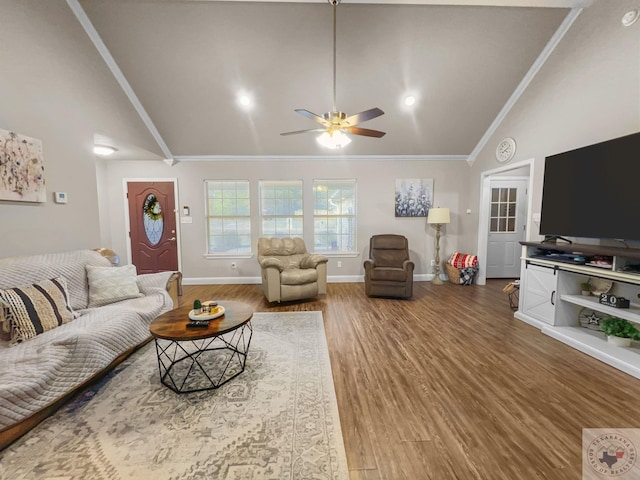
[150,300,253,393]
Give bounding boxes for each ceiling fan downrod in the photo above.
[279,0,385,144]
[330,0,339,113]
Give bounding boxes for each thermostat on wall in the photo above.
[54,192,68,204]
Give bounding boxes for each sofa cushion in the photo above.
[86,264,142,307]
[280,268,318,286]
[370,267,409,282]
[258,237,308,256]
[0,277,75,344]
[0,250,111,310]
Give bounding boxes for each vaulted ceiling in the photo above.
[74,0,586,160]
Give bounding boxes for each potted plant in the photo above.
[193,299,202,315]
[580,282,592,296]
[599,316,640,347]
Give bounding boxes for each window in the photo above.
[313,179,356,252]
[205,180,251,255]
[490,187,517,233]
[259,180,303,238]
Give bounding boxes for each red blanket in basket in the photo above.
[448,252,478,268]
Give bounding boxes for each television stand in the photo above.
[541,235,573,244]
[516,241,640,379]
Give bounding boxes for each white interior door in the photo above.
[486,178,528,278]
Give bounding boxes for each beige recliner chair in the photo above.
[257,237,328,303]
[364,234,414,298]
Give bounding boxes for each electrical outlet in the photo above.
[230,262,237,270]
[337,261,342,268]
[431,260,435,266]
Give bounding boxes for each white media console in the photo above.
[516,241,640,379]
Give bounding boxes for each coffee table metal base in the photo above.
[154,321,252,394]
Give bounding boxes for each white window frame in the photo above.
[259,180,304,238]
[313,179,357,254]
[204,180,252,257]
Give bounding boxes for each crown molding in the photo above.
[174,154,468,162]
[466,7,583,165]
[66,0,174,160]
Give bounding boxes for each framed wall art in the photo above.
[0,128,46,203]
[395,178,433,217]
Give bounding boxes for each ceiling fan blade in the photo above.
[280,128,327,136]
[295,109,329,126]
[343,107,384,126]
[343,126,386,138]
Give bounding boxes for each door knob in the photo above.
[169,237,176,241]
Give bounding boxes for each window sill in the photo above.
[313,252,360,258]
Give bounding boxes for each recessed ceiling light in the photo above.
[93,145,117,156]
[622,9,639,27]
[237,94,253,110]
[404,95,416,107]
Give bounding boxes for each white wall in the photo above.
[0,1,162,257]
[104,158,471,281]
[3,0,637,281]
[462,0,640,255]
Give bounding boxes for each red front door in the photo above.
[127,181,178,273]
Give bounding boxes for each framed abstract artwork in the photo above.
[0,128,46,203]
[395,178,433,217]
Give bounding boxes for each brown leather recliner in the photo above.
[257,237,328,303]
[364,234,414,298]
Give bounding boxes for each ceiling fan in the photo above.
[280,0,385,149]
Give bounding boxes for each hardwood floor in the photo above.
[178,281,640,479]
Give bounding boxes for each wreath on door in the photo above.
[143,194,162,221]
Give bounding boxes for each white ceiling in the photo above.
[76,0,579,159]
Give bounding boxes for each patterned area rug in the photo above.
[0,311,349,480]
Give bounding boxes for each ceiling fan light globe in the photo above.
[316,130,351,149]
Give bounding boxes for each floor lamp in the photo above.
[427,207,450,285]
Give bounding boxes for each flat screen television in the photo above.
[539,131,640,242]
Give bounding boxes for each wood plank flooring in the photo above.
[178,281,640,479]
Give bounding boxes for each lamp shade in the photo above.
[427,207,450,224]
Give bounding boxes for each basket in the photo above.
[444,263,462,284]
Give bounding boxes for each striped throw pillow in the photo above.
[0,277,75,344]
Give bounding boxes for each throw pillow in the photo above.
[448,252,478,268]
[0,277,75,344]
[86,264,142,308]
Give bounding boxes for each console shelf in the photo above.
[560,295,640,325]
[516,241,640,380]
[542,326,640,379]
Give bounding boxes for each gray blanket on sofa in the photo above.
[0,250,173,433]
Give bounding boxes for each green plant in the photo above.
[580,282,592,291]
[193,299,202,310]
[599,317,640,340]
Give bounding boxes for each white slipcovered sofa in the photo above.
[0,250,176,449]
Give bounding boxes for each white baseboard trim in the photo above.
[327,275,363,283]
[182,276,262,285]
[183,273,435,285]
